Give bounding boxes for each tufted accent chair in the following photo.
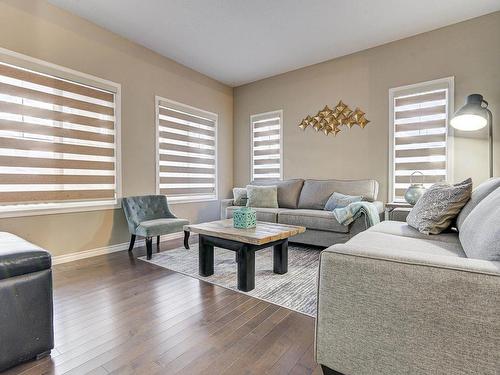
[122,195,190,259]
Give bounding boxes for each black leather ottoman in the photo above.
[0,232,54,372]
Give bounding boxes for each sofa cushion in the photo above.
[250,179,304,208]
[226,206,281,223]
[0,232,51,280]
[347,230,466,258]
[278,209,349,233]
[298,179,379,210]
[135,218,189,237]
[406,178,472,234]
[456,177,500,231]
[369,221,460,244]
[459,186,500,261]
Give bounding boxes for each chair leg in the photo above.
[128,234,136,252]
[184,230,190,249]
[157,235,161,252]
[146,237,153,260]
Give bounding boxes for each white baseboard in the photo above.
[52,232,185,265]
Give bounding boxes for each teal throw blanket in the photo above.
[333,201,380,227]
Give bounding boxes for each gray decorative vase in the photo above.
[404,171,426,205]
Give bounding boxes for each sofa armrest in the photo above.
[316,244,500,374]
[220,198,234,219]
[372,200,384,214]
[347,202,383,237]
[347,214,370,238]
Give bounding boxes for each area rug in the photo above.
[140,244,320,317]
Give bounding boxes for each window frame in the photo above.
[388,77,454,203]
[155,96,218,204]
[250,109,284,181]
[0,47,122,218]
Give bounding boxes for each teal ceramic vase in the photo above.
[233,207,257,229]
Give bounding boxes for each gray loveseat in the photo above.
[316,178,500,375]
[221,178,383,247]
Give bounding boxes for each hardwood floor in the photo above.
[4,237,320,375]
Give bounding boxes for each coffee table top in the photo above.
[184,219,305,246]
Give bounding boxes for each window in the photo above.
[251,110,283,181]
[0,49,120,216]
[389,77,454,202]
[156,97,217,203]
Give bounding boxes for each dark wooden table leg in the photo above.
[184,230,190,249]
[199,235,214,277]
[157,235,160,252]
[237,246,255,292]
[273,239,288,274]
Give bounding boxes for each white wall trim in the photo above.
[0,46,123,218]
[52,232,185,265]
[250,109,284,181]
[154,95,219,204]
[388,76,454,202]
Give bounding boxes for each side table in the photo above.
[384,202,413,221]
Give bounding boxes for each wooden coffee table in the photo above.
[183,219,306,292]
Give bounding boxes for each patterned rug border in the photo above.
[139,243,317,318]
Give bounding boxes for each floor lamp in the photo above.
[450,94,494,178]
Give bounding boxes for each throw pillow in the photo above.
[232,187,248,206]
[455,177,500,231]
[246,185,278,208]
[406,178,472,234]
[324,192,362,211]
[459,185,500,260]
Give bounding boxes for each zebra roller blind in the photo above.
[391,79,452,201]
[251,110,282,181]
[156,98,217,202]
[0,60,118,208]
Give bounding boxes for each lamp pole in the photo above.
[487,108,493,178]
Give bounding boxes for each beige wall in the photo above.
[0,3,498,257]
[0,0,233,256]
[233,12,500,201]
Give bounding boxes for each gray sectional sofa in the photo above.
[221,178,383,247]
[316,178,500,375]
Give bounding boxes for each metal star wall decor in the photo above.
[298,101,370,136]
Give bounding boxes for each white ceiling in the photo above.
[49,0,500,87]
